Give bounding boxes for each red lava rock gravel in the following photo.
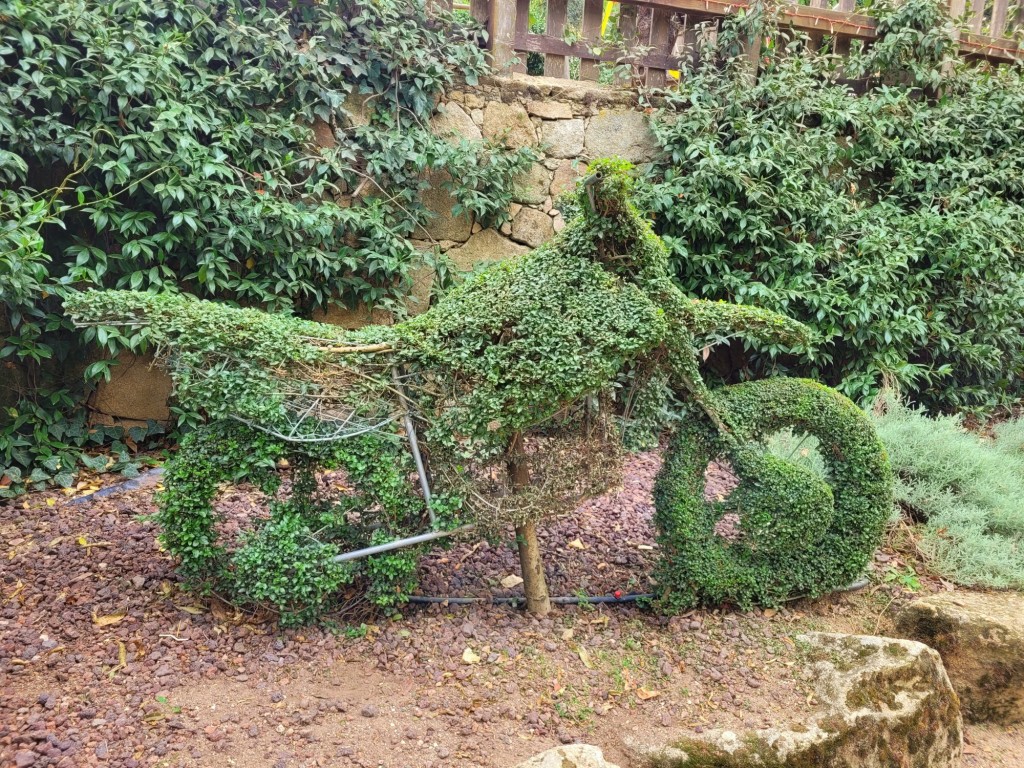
[3,451,1016,767]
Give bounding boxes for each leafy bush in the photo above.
[646,0,1024,410]
[871,398,1024,589]
[0,397,163,496]
[0,0,531,489]
[653,377,893,611]
[233,509,355,627]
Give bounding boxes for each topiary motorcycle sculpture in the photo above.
[65,158,892,623]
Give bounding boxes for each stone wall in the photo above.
[90,74,659,423]
[415,74,658,297]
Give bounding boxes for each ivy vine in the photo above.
[0,0,533,494]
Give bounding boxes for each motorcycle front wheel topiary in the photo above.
[653,377,893,612]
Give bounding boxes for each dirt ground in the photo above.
[2,452,1023,768]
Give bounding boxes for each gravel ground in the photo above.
[2,453,1021,767]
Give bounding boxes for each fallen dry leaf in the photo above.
[561,628,574,642]
[500,574,524,589]
[175,604,205,615]
[462,647,481,665]
[109,641,128,678]
[92,611,126,627]
[567,538,586,550]
[636,687,660,701]
[77,536,112,550]
[577,646,594,669]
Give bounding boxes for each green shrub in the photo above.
[646,0,1024,410]
[871,398,1024,589]
[653,377,893,611]
[233,509,355,627]
[0,394,163,495]
[0,0,531,489]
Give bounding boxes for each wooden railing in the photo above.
[450,0,1024,84]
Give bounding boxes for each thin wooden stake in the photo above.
[508,432,550,616]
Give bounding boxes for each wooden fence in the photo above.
[449,0,1024,85]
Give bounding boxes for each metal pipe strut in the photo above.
[392,366,435,525]
[332,523,477,563]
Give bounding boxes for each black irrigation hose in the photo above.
[406,578,872,607]
[407,593,655,605]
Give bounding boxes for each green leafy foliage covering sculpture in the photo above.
[66,159,892,622]
[654,378,893,611]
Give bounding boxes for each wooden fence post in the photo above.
[646,9,676,87]
[991,0,1010,38]
[616,4,641,85]
[471,0,490,31]
[834,0,855,56]
[489,0,522,74]
[946,0,966,75]
[968,0,985,33]
[579,0,604,80]
[545,0,570,78]
[740,13,762,84]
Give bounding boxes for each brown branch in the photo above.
[317,342,397,354]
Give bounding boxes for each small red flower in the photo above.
[613,590,623,599]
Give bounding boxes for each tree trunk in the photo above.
[508,433,551,616]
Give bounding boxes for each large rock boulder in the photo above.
[895,591,1024,724]
[514,744,620,768]
[513,162,552,205]
[89,351,173,424]
[542,118,585,158]
[431,102,482,145]
[510,207,555,248]
[482,101,537,149]
[626,632,962,768]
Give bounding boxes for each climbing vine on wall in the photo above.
[0,0,533,495]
